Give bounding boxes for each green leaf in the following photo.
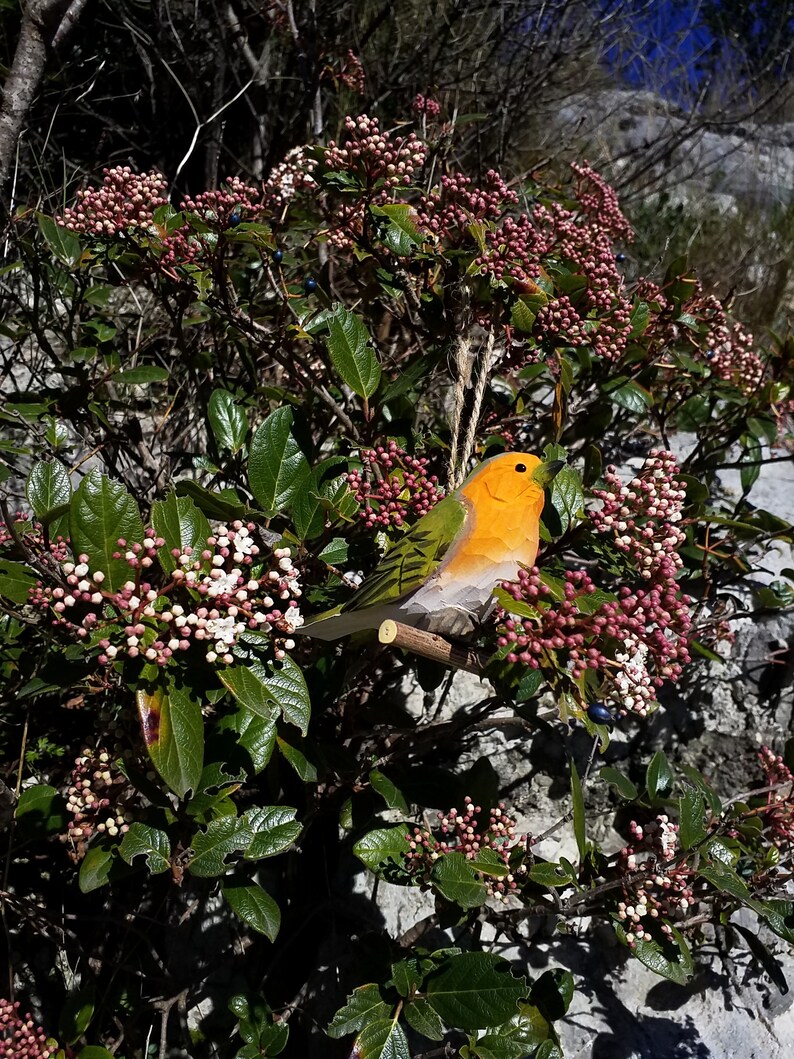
[390,958,422,997]
[599,767,638,801]
[317,537,350,566]
[221,657,310,734]
[15,784,68,834]
[679,787,707,850]
[260,657,310,733]
[629,300,650,338]
[209,389,248,454]
[78,842,119,893]
[26,460,71,523]
[740,435,762,495]
[353,827,410,873]
[371,203,423,256]
[370,769,409,813]
[59,985,95,1045]
[189,815,254,877]
[69,469,144,591]
[150,492,212,574]
[426,952,526,1031]
[604,379,652,413]
[431,851,487,908]
[0,560,38,604]
[175,479,249,521]
[276,735,318,781]
[528,862,573,888]
[223,878,281,940]
[404,999,445,1040]
[328,984,390,1038]
[118,822,171,874]
[243,805,301,859]
[78,1048,116,1059]
[529,968,575,1021]
[218,704,277,773]
[325,303,381,399]
[616,923,691,984]
[136,678,204,799]
[113,366,169,385]
[37,212,81,265]
[533,1042,564,1059]
[350,1019,411,1059]
[545,465,584,536]
[677,764,722,815]
[570,760,586,859]
[248,406,310,516]
[645,750,673,800]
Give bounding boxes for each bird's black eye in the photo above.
[515,463,527,473]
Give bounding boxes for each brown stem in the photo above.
[378,619,489,675]
[0,0,80,194]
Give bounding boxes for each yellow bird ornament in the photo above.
[300,452,564,640]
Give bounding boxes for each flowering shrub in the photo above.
[1,108,793,1055]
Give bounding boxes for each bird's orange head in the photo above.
[449,452,565,575]
[458,451,562,507]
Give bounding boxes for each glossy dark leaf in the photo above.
[325,303,381,399]
[151,492,212,574]
[248,405,310,516]
[26,460,71,522]
[136,679,204,799]
[223,879,281,940]
[69,470,144,591]
[209,389,248,454]
[425,952,526,1031]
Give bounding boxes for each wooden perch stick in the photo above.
[378,619,488,675]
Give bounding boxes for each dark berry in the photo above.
[273,249,284,264]
[615,252,626,264]
[587,702,613,725]
[304,278,318,294]
[228,212,241,227]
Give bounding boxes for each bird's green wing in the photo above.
[341,494,468,613]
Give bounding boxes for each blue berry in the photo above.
[587,702,613,725]
[228,212,241,227]
[304,278,317,294]
[273,249,283,264]
[615,252,626,264]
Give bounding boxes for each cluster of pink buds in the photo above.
[338,50,365,94]
[57,166,168,235]
[264,146,318,210]
[324,115,427,190]
[412,93,441,118]
[699,295,764,393]
[404,796,528,900]
[60,746,135,862]
[617,815,694,946]
[158,177,265,268]
[476,214,542,289]
[0,999,55,1058]
[497,451,691,716]
[758,746,794,849]
[570,162,634,243]
[417,169,517,243]
[638,280,766,397]
[346,441,442,529]
[28,523,302,668]
[590,450,687,581]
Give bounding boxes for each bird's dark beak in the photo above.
[531,459,566,487]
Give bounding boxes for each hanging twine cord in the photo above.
[448,327,498,490]
[448,332,474,490]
